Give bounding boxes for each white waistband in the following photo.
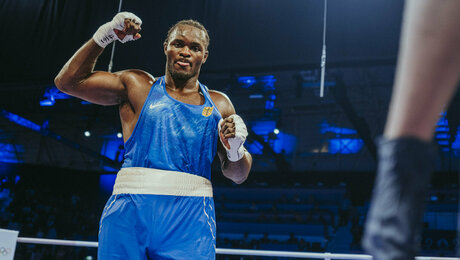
[113,167,213,197]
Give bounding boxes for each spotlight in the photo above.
[84,131,91,137]
[273,128,280,135]
[117,132,123,138]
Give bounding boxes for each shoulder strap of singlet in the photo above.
[199,81,221,116]
[157,76,165,87]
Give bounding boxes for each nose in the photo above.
[179,46,191,57]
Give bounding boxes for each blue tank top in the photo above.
[121,76,222,180]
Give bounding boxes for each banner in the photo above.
[0,229,18,260]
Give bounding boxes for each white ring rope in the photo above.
[16,237,459,260]
[17,237,98,248]
[216,248,372,259]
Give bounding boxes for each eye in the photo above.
[191,45,201,52]
[173,42,184,48]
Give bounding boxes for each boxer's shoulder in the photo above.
[117,69,156,89]
[115,70,156,107]
[208,90,235,118]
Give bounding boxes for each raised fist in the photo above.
[93,12,142,48]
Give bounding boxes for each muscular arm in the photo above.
[54,40,127,105]
[210,91,252,184]
[55,14,142,105]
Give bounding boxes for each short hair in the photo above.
[165,20,210,49]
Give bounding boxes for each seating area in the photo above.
[213,184,459,256]
[0,170,458,258]
[214,186,348,252]
[0,172,100,259]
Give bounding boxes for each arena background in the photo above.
[1,0,459,259]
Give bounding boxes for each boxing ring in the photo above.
[15,236,459,259]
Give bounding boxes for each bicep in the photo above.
[60,71,126,106]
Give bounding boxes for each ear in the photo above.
[163,42,168,55]
[202,50,209,64]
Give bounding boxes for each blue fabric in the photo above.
[98,194,216,260]
[122,76,222,180]
[98,76,221,259]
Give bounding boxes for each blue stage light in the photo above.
[265,100,275,110]
[245,140,264,155]
[100,174,117,194]
[237,76,257,88]
[452,127,460,150]
[272,131,297,154]
[328,138,364,154]
[249,94,263,99]
[40,86,72,106]
[100,135,124,171]
[0,143,24,163]
[248,121,297,155]
[1,110,41,131]
[320,122,357,135]
[40,99,55,106]
[435,133,450,139]
[260,75,276,90]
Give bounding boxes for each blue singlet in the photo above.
[98,76,222,260]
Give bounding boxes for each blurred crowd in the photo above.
[0,172,457,259]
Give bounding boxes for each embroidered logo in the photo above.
[202,107,213,117]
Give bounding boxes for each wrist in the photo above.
[227,146,245,162]
[92,22,117,48]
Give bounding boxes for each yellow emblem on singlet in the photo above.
[202,107,213,117]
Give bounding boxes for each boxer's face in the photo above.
[164,25,208,81]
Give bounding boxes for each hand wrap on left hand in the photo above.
[92,12,142,48]
[218,114,248,162]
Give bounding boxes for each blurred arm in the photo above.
[384,0,460,141]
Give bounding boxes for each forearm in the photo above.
[384,0,460,141]
[221,151,252,184]
[55,40,104,90]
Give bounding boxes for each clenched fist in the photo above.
[93,12,142,48]
[218,114,248,162]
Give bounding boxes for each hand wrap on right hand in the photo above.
[218,114,248,162]
[92,12,142,48]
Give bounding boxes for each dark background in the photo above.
[1,1,459,258]
[1,0,459,179]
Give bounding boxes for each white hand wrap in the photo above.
[92,12,142,48]
[218,114,248,162]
